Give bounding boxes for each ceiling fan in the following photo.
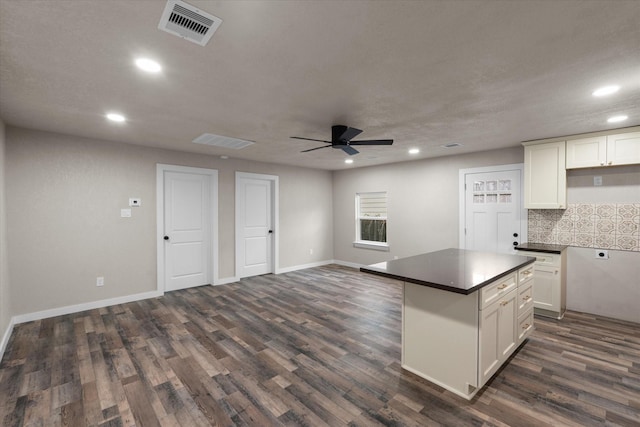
[291,125,393,156]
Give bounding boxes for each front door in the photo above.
[163,169,212,291]
[236,173,276,278]
[461,165,524,254]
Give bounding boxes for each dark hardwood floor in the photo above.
[1,264,639,426]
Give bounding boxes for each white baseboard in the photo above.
[0,317,15,361]
[276,259,334,274]
[11,290,163,325]
[215,276,239,286]
[332,259,364,269]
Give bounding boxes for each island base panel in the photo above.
[402,282,479,400]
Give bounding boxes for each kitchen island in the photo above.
[361,248,536,400]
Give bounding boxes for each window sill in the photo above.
[353,241,390,251]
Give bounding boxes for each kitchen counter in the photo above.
[360,248,535,294]
[361,248,536,400]
[515,242,568,254]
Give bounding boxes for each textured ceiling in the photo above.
[1,0,639,170]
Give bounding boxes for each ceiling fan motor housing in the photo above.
[332,125,349,142]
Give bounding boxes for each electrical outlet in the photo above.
[96,276,104,287]
[129,198,141,207]
[595,250,609,259]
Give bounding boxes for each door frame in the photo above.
[156,164,219,292]
[458,163,526,250]
[235,172,279,278]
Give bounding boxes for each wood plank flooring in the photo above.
[1,264,639,426]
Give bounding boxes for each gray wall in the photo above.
[6,127,333,316]
[0,120,11,342]
[333,150,640,323]
[565,165,640,323]
[332,147,524,265]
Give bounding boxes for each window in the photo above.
[355,192,389,250]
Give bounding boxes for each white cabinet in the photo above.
[607,131,640,166]
[523,141,566,209]
[527,251,566,319]
[516,264,534,344]
[401,265,535,400]
[479,288,517,385]
[566,131,640,169]
[566,136,607,168]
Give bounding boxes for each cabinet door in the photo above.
[497,290,518,360]
[479,302,500,385]
[479,290,517,385]
[566,136,607,169]
[524,142,566,209]
[533,264,558,312]
[607,132,640,166]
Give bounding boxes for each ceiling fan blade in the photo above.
[291,136,332,144]
[301,145,331,153]
[337,126,363,142]
[341,145,359,156]
[348,139,394,146]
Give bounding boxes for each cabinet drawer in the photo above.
[531,253,560,266]
[479,273,517,309]
[518,264,534,285]
[518,309,534,342]
[518,281,534,314]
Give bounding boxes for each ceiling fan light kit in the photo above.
[292,125,393,156]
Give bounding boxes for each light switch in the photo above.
[129,198,141,207]
[121,208,132,218]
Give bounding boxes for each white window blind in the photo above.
[358,192,387,219]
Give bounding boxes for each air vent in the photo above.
[158,0,222,46]
[441,143,463,148]
[192,133,254,149]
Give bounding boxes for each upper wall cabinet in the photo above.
[523,141,566,209]
[566,131,640,169]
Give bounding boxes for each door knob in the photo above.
[513,233,518,237]
[164,236,169,240]
[513,241,519,246]
[268,230,273,234]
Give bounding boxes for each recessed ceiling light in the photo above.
[409,148,420,155]
[345,159,354,164]
[135,58,162,73]
[106,112,126,123]
[220,155,229,159]
[607,115,628,123]
[592,85,620,97]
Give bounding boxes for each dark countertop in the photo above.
[515,243,568,254]
[360,248,535,295]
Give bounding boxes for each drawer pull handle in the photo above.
[497,284,507,290]
[522,323,530,329]
[500,300,509,306]
[523,295,530,300]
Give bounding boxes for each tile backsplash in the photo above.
[528,204,640,252]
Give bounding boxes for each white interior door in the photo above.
[162,169,212,291]
[461,165,525,254]
[236,173,276,278]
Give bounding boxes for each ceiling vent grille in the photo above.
[441,143,463,148]
[158,0,222,46]
[192,133,255,149]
